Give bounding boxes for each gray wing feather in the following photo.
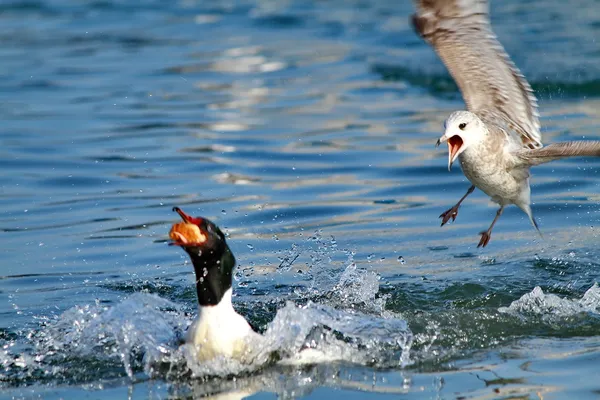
[412,0,542,149]
[517,141,600,166]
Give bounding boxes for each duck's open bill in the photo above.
[169,207,207,246]
[173,206,203,225]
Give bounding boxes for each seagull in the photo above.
[411,0,600,247]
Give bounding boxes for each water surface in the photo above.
[1,0,600,398]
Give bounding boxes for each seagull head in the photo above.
[436,111,486,171]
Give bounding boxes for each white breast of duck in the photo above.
[187,288,261,361]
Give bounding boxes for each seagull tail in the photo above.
[517,141,600,166]
[518,203,543,239]
[530,213,543,239]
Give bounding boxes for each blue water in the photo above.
[1,0,600,398]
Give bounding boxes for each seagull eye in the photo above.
[458,123,467,130]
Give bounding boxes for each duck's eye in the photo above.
[458,123,467,130]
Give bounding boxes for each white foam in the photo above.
[499,283,600,317]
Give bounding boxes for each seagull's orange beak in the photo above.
[436,134,463,171]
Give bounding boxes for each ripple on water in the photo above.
[1,0,600,397]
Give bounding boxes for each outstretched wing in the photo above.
[516,141,600,166]
[412,0,542,149]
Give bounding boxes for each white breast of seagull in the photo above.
[458,132,529,205]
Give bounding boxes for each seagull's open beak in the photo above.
[436,134,463,171]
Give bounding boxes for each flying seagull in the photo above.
[412,0,600,247]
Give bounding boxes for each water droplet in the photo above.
[221,210,226,215]
[247,244,254,251]
[397,256,405,264]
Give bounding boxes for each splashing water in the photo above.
[184,298,412,378]
[2,234,412,387]
[186,243,412,377]
[499,283,600,317]
[266,301,413,368]
[34,294,187,380]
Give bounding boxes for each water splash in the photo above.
[183,298,412,378]
[184,246,413,377]
[39,294,188,378]
[0,293,190,388]
[2,239,412,387]
[264,300,412,368]
[499,283,600,317]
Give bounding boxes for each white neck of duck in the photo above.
[186,288,258,361]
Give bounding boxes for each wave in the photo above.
[499,283,600,317]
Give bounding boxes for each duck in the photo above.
[169,207,353,367]
[169,206,262,362]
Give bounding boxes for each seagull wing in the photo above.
[412,0,541,149]
[516,141,600,166]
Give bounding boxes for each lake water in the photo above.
[1,0,600,398]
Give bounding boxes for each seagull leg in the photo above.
[439,185,475,226]
[478,206,504,248]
